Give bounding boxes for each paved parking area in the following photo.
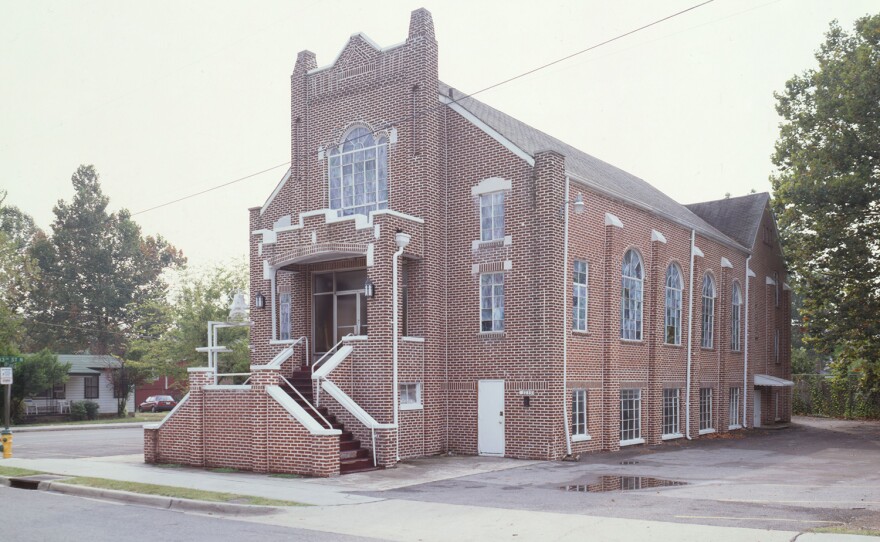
[352,417,880,533]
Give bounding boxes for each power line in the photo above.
[126,0,716,217]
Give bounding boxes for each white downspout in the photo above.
[685,230,698,440]
[392,231,411,462]
[561,179,572,457]
[743,256,752,428]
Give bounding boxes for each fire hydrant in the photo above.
[1,430,12,458]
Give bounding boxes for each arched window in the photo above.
[701,273,716,348]
[731,282,742,351]
[664,263,683,345]
[774,271,780,308]
[621,250,643,341]
[328,127,388,217]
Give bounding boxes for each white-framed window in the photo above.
[699,387,713,432]
[731,282,742,351]
[665,263,683,345]
[571,389,588,439]
[279,292,291,341]
[399,383,422,410]
[662,388,680,436]
[328,127,388,217]
[774,271,780,308]
[701,274,716,348]
[480,272,504,332]
[572,260,588,332]
[620,388,642,443]
[774,329,780,364]
[620,250,643,341]
[480,192,504,241]
[729,387,741,428]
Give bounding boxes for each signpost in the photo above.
[1,357,21,458]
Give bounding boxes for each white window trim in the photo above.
[662,433,684,441]
[399,382,423,411]
[572,260,588,332]
[620,250,644,341]
[479,192,505,242]
[479,272,505,333]
[699,428,717,435]
[572,434,592,442]
[571,388,588,440]
[620,438,646,447]
[728,424,743,430]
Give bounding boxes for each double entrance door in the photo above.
[313,269,368,357]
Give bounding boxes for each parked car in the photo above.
[139,395,177,412]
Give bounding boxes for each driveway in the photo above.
[349,417,880,533]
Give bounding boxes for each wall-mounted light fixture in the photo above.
[560,193,585,217]
[364,279,375,298]
[254,292,265,309]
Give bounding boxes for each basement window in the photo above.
[399,383,422,410]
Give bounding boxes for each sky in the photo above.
[2,0,877,270]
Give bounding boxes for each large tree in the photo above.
[0,192,40,354]
[771,14,880,394]
[27,165,185,355]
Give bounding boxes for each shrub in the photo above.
[69,402,87,421]
[83,401,99,420]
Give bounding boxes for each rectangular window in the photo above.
[572,260,588,332]
[401,264,409,336]
[774,329,780,364]
[620,389,642,443]
[84,375,99,399]
[571,389,587,438]
[662,388,680,436]
[480,192,505,242]
[699,387,713,432]
[729,387,741,428]
[279,292,291,341]
[480,272,504,332]
[399,383,422,410]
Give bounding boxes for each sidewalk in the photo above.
[11,422,146,433]
[2,454,876,541]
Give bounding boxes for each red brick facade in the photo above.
[147,8,791,474]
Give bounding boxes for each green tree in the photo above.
[770,14,880,395]
[127,262,250,386]
[0,192,40,354]
[5,350,70,422]
[103,359,154,417]
[26,165,185,355]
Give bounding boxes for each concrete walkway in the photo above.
[2,454,876,541]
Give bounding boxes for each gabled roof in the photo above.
[57,354,122,375]
[439,82,749,252]
[685,192,770,250]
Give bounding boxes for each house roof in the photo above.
[439,82,750,253]
[685,192,770,250]
[57,354,122,375]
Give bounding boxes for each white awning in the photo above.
[754,374,794,387]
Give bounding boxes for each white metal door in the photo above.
[478,380,505,456]
[753,389,762,428]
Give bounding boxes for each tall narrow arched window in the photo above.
[665,263,682,345]
[328,127,388,217]
[774,271,780,308]
[731,282,742,351]
[701,273,716,348]
[621,249,644,341]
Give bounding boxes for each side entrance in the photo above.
[478,379,505,456]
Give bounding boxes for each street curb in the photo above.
[0,475,280,516]
[11,423,147,433]
[40,481,282,515]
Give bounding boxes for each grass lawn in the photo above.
[810,526,880,537]
[64,477,305,506]
[0,466,44,477]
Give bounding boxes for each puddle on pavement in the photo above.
[562,476,687,493]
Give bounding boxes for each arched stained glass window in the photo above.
[665,263,683,345]
[621,250,643,341]
[328,127,388,217]
[731,282,742,351]
[701,273,716,348]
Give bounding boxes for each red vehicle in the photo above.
[139,395,177,413]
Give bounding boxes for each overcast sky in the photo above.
[2,0,876,270]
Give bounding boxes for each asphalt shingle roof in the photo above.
[685,192,770,250]
[57,354,122,375]
[439,82,751,252]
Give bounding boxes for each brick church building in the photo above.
[145,8,792,476]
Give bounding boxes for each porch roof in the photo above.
[754,374,794,387]
[270,241,369,267]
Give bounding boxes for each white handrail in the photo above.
[311,334,352,375]
[321,380,395,467]
[279,374,333,430]
[311,346,353,381]
[265,386,340,436]
[258,336,308,370]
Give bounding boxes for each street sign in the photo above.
[0,367,11,385]
[0,356,23,365]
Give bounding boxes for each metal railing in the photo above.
[311,334,352,375]
[278,374,334,431]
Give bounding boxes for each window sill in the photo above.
[342,335,369,342]
[661,343,684,349]
[698,428,716,435]
[620,438,645,447]
[400,403,423,411]
[572,434,591,442]
[661,433,683,441]
[472,236,512,251]
[402,336,425,343]
[572,329,590,336]
[620,339,644,345]
[728,424,742,430]
[478,331,505,339]
[700,347,715,352]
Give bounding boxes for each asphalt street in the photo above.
[0,484,383,542]
[12,427,144,458]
